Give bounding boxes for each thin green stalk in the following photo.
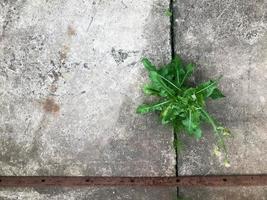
[200,108,217,131]
[158,73,182,92]
[196,76,222,95]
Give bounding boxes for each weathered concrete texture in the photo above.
[174,0,267,199]
[0,0,176,199]
[0,187,176,200]
[179,187,267,200]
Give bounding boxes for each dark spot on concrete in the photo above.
[67,25,76,36]
[42,98,60,113]
[128,61,137,67]
[81,91,86,94]
[38,73,46,82]
[50,60,56,67]
[50,84,58,93]
[51,70,60,82]
[83,63,89,69]
[111,48,128,64]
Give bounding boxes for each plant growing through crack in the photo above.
[136,55,232,166]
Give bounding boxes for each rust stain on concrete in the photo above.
[42,98,60,114]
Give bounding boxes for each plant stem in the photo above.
[196,76,222,95]
[158,73,182,92]
[199,108,217,131]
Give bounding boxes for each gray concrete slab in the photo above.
[0,0,176,199]
[173,0,267,199]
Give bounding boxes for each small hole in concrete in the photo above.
[85,179,90,182]
[0,180,2,182]
[176,179,180,183]
[223,178,227,182]
[41,179,45,182]
[130,179,134,183]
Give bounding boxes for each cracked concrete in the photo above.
[173,0,267,199]
[0,0,175,199]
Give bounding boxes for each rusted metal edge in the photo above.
[0,175,266,187]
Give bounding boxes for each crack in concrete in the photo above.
[169,0,179,197]
[169,0,175,59]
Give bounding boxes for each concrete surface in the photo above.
[0,187,176,200]
[0,0,176,199]
[173,0,267,199]
[179,186,267,200]
[2,0,267,199]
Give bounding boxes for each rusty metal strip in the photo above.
[0,175,266,187]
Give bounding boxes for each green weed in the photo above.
[165,9,173,17]
[137,55,231,165]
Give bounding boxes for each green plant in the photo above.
[165,9,173,17]
[136,55,231,165]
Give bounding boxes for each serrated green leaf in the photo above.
[182,108,202,138]
[196,93,205,107]
[196,80,217,98]
[149,71,176,97]
[176,96,188,106]
[182,88,196,99]
[157,56,185,88]
[161,104,173,124]
[196,76,223,98]
[136,100,171,114]
[182,119,194,134]
[158,73,181,92]
[143,84,160,96]
[172,103,184,116]
[142,58,156,72]
[182,110,194,132]
[210,88,225,99]
[180,63,195,86]
[157,63,175,81]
